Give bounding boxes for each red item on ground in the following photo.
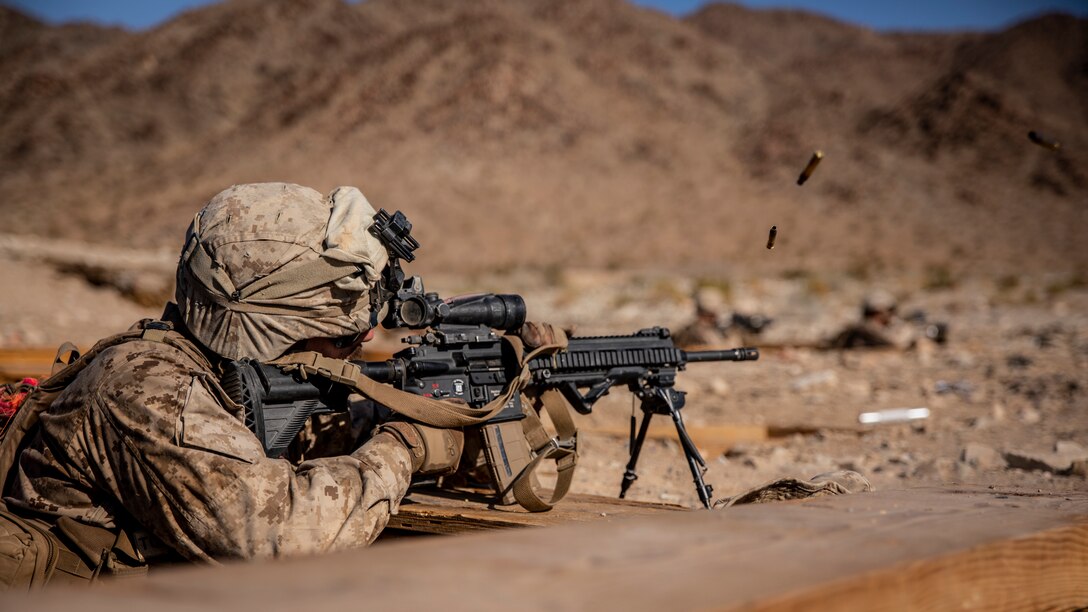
[1,377,39,419]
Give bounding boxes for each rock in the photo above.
[724,445,751,459]
[915,339,935,365]
[967,416,993,430]
[935,379,974,398]
[990,403,1007,423]
[1070,460,1088,479]
[707,377,731,396]
[1007,354,1033,368]
[837,458,864,473]
[766,446,793,468]
[946,351,976,368]
[809,454,836,470]
[790,370,838,392]
[912,458,956,481]
[1054,440,1086,458]
[843,379,872,398]
[909,458,934,477]
[1018,406,1041,425]
[887,452,914,466]
[961,443,1006,469]
[1002,450,1075,474]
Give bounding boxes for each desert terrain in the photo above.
[1,0,1086,508]
[3,238,1086,507]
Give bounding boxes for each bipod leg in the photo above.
[619,410,654,499]
[666,394,714,509]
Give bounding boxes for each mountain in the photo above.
[1,0,1085,276]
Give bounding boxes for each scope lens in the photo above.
[399,299,426,327]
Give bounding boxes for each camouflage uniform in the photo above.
[673,287,740,349]
[830,318,918,350]
[3,183,419,564]
[829,290,919,350]
[5,315,412,561]
[672,319,739,349]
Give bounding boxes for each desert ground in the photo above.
[1,0,1086,511]
[3,235,1085,508]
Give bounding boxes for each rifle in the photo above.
[220,210,760,509]
[223,289,758,508]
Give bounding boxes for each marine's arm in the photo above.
[79,344,413,562]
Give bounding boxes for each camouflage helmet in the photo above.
[694,286,727,315]
[862,289,898,317]
[175,183,390,361]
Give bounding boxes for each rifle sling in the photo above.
[503,387,578,512]
[272,336,566,428]
[277,354,501,427]
[272,334,579,512]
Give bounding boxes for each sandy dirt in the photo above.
[2,241,1084,507]
[0,0,1085,514]
[459,267,1088,506]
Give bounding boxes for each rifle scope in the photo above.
[393,292,527,331]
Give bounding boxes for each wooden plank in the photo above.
[0,347,62,380]
[389,491,683,534]
[6,487,1087,611]
[0,346,395,382]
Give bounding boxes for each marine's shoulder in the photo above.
[81,333,215,389]
[45,332,217,425]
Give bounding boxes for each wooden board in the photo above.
[389,490,683,534]
[0,347,61,380]
[6,487,1087,611]
[0,346,396,382]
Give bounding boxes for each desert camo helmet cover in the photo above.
[175,183,390,361]
[694,286,727,315]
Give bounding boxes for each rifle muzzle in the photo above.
[683,347,760,362]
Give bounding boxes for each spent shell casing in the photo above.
[858,407,930,425]
[1028,130,1060,151]
[766,225,777,250]
[796,150,823,185]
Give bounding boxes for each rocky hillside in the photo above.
[1,0,1084,276]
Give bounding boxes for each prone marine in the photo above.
[0,183,871,590]
[0,183,467,585]
[828,290,947,350]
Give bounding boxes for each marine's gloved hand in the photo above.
[375,421,464,476]
[512,321,568,349]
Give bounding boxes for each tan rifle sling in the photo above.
[273,334,579,512]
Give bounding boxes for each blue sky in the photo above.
[4,0,1087,32]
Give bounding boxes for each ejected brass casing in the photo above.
[1028,131,1060,151]
[766,225,777,250]
[797,151,823,185]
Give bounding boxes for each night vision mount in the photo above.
[371,209,419,263]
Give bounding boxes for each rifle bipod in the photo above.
[619,386,714,509]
